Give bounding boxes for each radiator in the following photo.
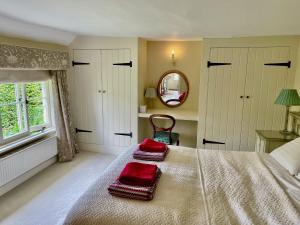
[0,136,57,188]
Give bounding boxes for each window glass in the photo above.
[0,81,51,144]
[26,82,49,128]
[0,83,27,138]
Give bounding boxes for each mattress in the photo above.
[63,146,300,225]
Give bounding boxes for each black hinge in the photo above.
[76,128,92,133]
[72,61,90,66]
[264,61,291,68]
[203,138,225,145]
[114,132,132,138]
[113,61,132,67]
[207,61,231,68]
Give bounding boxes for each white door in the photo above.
[204,48,248,150]
[72,49,132,150]
[72,50,103,145]
[239,47,290,151]
[101,49,132,149]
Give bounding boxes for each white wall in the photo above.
[294,39,300,90]
[292,38,300,111]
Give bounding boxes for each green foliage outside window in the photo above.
[0,83,22,137]
[0,82,47,139]
[26,83,46,127]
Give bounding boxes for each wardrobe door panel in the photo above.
[204,48,248,151]
[73,50,103,145]
[101,49,132,148]
[240,47,290,151]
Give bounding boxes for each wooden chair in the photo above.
[149,114,180,146]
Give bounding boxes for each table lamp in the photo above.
[144,87,157,110]
[274,89,300,133]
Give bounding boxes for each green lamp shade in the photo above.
[274,89,300,106]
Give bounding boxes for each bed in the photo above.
[63,146,300,225]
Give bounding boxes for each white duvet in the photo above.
[63,146,300,225]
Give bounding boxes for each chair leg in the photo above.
[176,140,179,146]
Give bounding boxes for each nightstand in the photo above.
[255,130,298,153]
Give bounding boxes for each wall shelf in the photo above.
[138,109,198,122]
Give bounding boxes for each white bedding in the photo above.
[63,146,300,225]
[198,150,300,225]
[64,146,206,225]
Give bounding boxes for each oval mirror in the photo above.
[157,70,189,107]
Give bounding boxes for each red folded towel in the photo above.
[118,162,158,186]
[139,138,167,152]
[108,168,161,201]
[133,148,168,161]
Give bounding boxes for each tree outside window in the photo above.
[0,81,52,143]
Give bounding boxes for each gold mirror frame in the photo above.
[157,70,189,108]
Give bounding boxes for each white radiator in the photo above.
[0,136,57,188]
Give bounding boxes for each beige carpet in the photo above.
[0,151,116,225]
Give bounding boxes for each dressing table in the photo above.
[138,70,198,148]
[138,109,198,121]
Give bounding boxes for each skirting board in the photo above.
[0,156,57,196]
[78,143,131,155]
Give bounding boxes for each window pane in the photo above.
[26,82,48,128]
[0,103,27,138]
[0,83,27,139]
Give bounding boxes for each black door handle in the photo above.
[203,138,225,145]
[114,132,132,138]
[76,128,92,133]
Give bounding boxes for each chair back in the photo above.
[149,114,176,143]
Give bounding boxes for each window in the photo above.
[0,81,52,144]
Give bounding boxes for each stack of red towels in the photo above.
[108,162,161,201]
[133,138,168,161]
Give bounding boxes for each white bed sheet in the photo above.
[197,149,300,225]
[261,153,300,209]
[64,146,300,225]
[64,146,206,225]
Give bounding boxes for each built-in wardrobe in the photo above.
[69,37,138,154]
[198,38,299,151]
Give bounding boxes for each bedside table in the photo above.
[255,130,299,153]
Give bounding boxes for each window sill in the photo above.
[0,128,56,155]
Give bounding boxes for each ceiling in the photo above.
[0,0,299,45]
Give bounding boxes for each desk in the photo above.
[138,109,198,121]
[138,109,198,147]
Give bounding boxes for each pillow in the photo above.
[296,173,300,181]
[270,137,300,175]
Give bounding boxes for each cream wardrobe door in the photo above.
[72,50,103,145]
[101,49,132,149]
[204,48,248,150]
[240,47,290,151]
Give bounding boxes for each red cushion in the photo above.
[139,138,167,152]
[118,162,158,186]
